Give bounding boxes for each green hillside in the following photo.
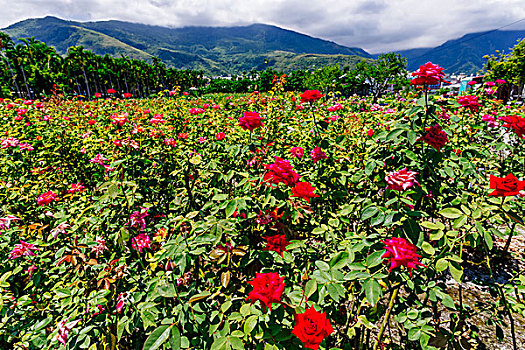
[2,16,371,75]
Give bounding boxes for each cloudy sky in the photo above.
[1,0,525,53]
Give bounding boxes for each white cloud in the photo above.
[1,0,525,53]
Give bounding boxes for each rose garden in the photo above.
[1,62,525,350]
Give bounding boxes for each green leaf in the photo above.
[449,263,463,283]
[407,130,417,145]
[189,291,211,303]
[117,316,129,341]
[403,218,422,246]
[304,280,318,299]
[225,199,238,218]
[361,206,379,221]
[435,258,448,272]
[212,194,228,201]
[420,221,444,230]
[364,279,381,306]
[421,242,435,256]
[327,283,341,302]
[329,251,349,269]
[33,317,52,331]
[438,208,463,219]
[169,327,181,350]
[408,328,421,341]
[108,184,120,199]
[157,283,175,298]
[484,230,494,251]
[229,337,244,350]
[452,215,468,229]
[503,209,524,225]
[221,271,231,288]
[211,337,228,350]
[366,250,385,268]
[386,128,405,142]
[244,315,258,334]
[315,261,330,271]
[365,160,377,176]
[143,325,171,350]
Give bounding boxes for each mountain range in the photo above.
[2,16,524,75]
[395,30,525,73]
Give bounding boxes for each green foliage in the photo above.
[0,76,524,350]
[484,37,525,89]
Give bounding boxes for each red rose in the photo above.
[291,182,320,203]
[263,157,300,187]
[418,124,448,151]
[292,306,334,350]
[216,132,226,141]
[263,234,290,256]
[381,237,424,276]
[410,62,449,86]
[239,111,264,132]
[385,168,419,192]
[499,115,525,139]
[247,272,285,310]
[37,191,58,206]
[300,90,324,103]
[489,173,525,196]
[290,146,304,159]
[457,95,480,112]
[310,147,328,163]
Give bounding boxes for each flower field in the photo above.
[1,71,525,350]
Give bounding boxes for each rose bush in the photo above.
[0,72,524,350]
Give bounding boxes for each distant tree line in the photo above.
[0,32,409,99]
[484,38,525,99]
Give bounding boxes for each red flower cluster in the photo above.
[9,240,39,259]
[263,234,291,256]
[263,157,300,187]
[499,115,525,139]
[457,95,481,112]
[489,173,525,196]
[410,62,448,86]
[246,272,285,310]
[385,168,419,192]
[292,306,334,350]
[239,111,264,132]
[381,237,424,276]
[291,182,320,203]
[131,233,152,253]
[68,182,85,194]
[107,88,116,94]
[310,146,328,163]
[419,124,448,151]
[123,93,132,98]
[110,113,129,126]
[300,90,324,103]
[37,191,58,206]
[290,146,304,159]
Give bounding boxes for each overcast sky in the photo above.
[1,0,525,53]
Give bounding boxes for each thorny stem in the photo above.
[373,283,400,350]
[482,228,518,350]
[503,222,517,253]
[458,241,464,321]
